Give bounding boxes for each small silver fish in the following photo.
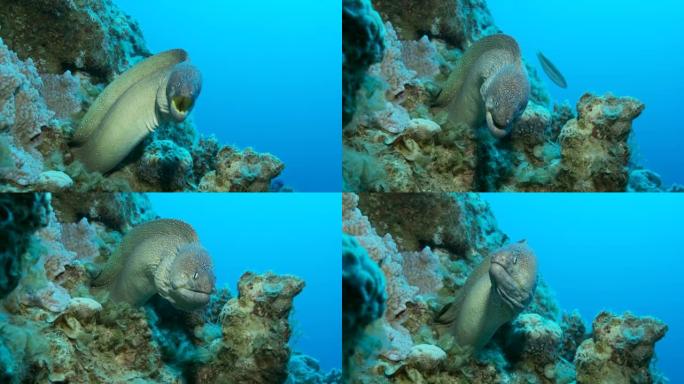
[537,52,567,89]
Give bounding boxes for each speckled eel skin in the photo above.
[435,241,538,352]
[436,34,530,139]
[72,49,202,174]
[92,219,215,311]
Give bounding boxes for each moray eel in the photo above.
[537,51,568,89]
[436,34,530,139]
[72,49,202,174]
[92,219,215,311]
[434,241,538,352]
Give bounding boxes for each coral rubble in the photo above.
[342,0,662,192]
[343,192,668,383]
[0,193,338,383]
[0,0,284,192]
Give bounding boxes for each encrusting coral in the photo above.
[342,0,668,192]
[343,192,668,383]
[0,193,339,383]
[0,0,285,192]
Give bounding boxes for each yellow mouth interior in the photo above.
[172,96,193,113]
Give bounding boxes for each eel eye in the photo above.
[193,272,199,280]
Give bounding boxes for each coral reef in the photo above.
[558,93,644,191]
[0,193,338,383]
[343,192,668,383]
[0,0,284,192]
[342,0,663,192]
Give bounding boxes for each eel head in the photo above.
[482,64,530,138]
[165,62,203,122]
[489,240,537,312]
[167,242,215,311]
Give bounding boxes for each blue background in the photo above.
[485,193,683,382]
[117,1,342,191]
[149,193,342,371]
[488,0,684,187]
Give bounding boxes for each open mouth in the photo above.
[172,96,193,113]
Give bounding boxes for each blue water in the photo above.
[148,193,342,371]
[488,0,684,187]
[485,193,683,382]
[116,1,342,192]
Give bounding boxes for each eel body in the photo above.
[436,34,530,138]
[92,219,215,311]
[72,49,202,174]
[435,241,538,352]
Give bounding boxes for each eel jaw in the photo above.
[486,110,510,139]
[490,261,528,311]
[168,285,212,310]
[170,96,194,122]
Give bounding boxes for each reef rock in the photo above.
[575,311,667,384]
[558,93,645,191]
[0,39,54,190]
[196,272,304,383]
[0,0,148,82]
[286,353,342,384]
[372,0,499,48]
[136,140,194,191]
[198,146,285,192]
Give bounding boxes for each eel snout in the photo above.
[490,261,527,310]
[166,62,203,122]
